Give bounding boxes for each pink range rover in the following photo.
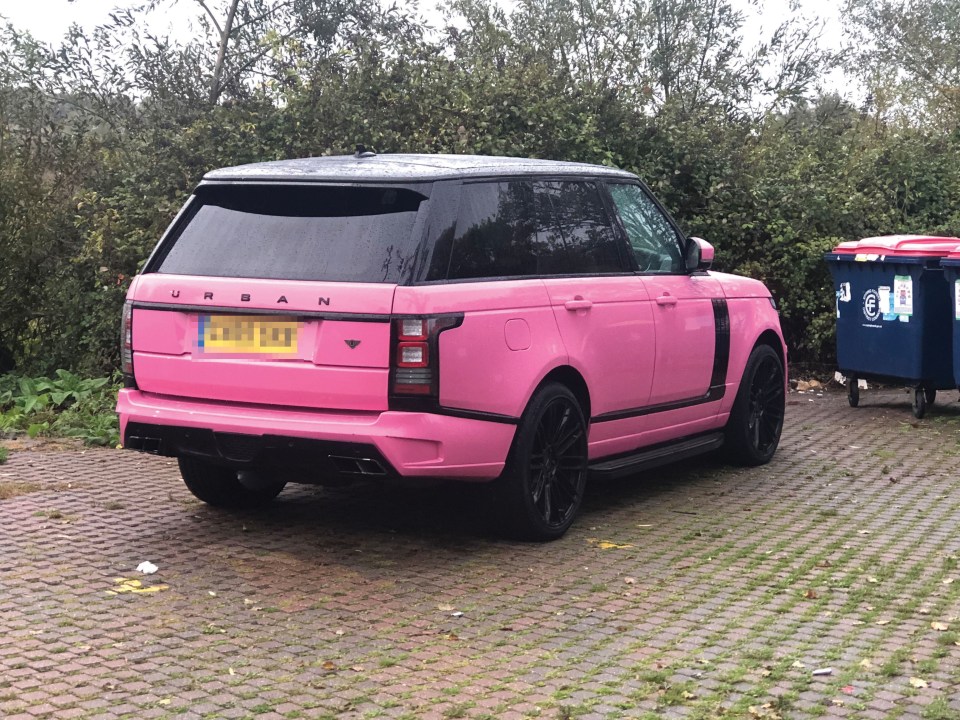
[117,153,787,540]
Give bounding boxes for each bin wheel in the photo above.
[912,386,928,419]
[848,378,859,408]
[924,387,937,406]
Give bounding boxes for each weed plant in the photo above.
[0,370,118,445]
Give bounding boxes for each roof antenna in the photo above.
[355,144,376,158]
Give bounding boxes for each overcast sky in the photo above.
[2,0,843,47]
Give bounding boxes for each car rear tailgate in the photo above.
[130,275,394,411]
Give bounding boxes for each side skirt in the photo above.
[588,432,725,480]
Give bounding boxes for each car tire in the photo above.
[178,457,287,508]
[496,383,588,541]
[724,344,785,466]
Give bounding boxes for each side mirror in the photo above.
[685,237,714,272]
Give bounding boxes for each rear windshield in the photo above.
[152,184,426,282]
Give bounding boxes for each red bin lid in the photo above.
[832,234,960,258]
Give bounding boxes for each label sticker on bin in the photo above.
[955,280,960,320]
[893,275,913,316]
[878,286,896,321]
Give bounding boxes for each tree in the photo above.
[845,0,960,129]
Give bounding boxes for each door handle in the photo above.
[564,297,593,311]
[656,294,678,306]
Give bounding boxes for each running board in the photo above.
[589,432,725,480]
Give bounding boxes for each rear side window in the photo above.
[427,180,626,281]
[153,185,426,282]
[445,182,540,280]
[537,181,624,274]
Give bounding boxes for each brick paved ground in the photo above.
[3,386,960,719]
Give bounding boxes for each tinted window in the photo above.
[537,181,624,274]
[444,182,540,280]
[608,183,684,273]
[429,180,625,281]
[154,185,425,282]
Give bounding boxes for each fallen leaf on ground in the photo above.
[943,578,955,585]
[876,619,891,625]
[586,538,634,549]
[437,603,455,611]
[321,661,337,671]
[909,677,928,688]
[804,589,818,599]
[860,659,873,669]
[931,621,949,631]
[111,578,169,594]
[791,661,806,669]
[624,577,636,584]
[867,576,879,584]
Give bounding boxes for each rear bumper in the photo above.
[117,389,516,480]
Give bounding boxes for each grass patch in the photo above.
[0,446,7,464]
[922,697,955,720]
[0,481,42,500]
[442,702,475,718]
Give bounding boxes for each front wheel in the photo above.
[725,345,785,466]
[496,383,588,541]
[178,457,287,508]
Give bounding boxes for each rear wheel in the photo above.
[496,383,588,541]
[725,345,785,466]
[178,457,287,508]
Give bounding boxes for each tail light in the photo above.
[389,315,462,407]
[120,301,138,388]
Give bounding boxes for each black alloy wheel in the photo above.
[498,383,588,541]
[725,345,785,466]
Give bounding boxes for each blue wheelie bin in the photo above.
[825,235,960,418]
[939,247,960,394]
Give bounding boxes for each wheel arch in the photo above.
[535,365,592,424]
[754,329,787,377]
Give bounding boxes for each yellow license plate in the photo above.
[198,315,299,354]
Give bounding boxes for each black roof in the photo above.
[202,153,637,183]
